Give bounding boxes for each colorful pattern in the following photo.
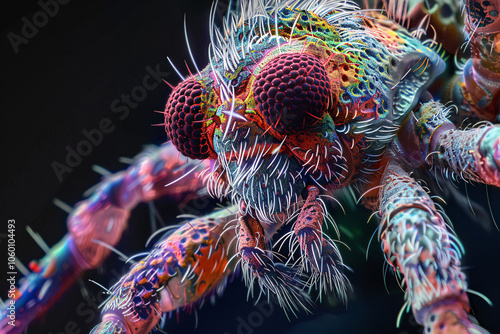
[2,1,500,334]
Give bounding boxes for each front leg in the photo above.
[91,207,239,334]
[0,143,210,333]
[378,159,488,333]
[293,186,349,301]
[237,211,311,316]
[69,143,211,268]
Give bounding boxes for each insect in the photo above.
[2,0,500,333]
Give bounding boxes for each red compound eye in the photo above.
[253,53,331,133]
[164,79,212,159]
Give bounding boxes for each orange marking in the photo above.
[193,243,228,297]
[412,58,424,73]
[41,258,57,279]
[419,57,429,76]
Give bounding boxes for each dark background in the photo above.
[1,1,499,333]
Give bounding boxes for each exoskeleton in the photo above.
[2,0,500,333]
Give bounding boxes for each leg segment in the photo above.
[451,0,500,121]
[294,186,324,273]
[91,207,239,334]
[69,143,210,269]
[237,212,311,316]
[412,101,500,187]
[293,186,348,301]
[0,143,210,333]
[434,126,500,187]
[378,160,488,333]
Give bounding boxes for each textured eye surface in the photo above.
[164,79,211,159]
[253,53,331,133]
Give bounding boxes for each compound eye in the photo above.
[253,53,331,134]
[164,79,212,159]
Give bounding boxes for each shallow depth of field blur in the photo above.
[1,1,499,333]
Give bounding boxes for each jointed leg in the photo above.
[451,0,500,121]
[237,210,311,316]
[0,143,210,333]
[378,159,488,333]
[434,126,500,187]
[69,143,210,269]
[293,186,348,300]
[91,207,239,334]
[414,101,500,188]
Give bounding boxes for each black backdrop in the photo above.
[1,1,499,333]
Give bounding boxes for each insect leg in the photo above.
[412,101,500,188]
[378,159,488,333]
[68,143,210,269]
[91,207,239,334]
[292,186,349,301]
[433,126,500,187]
[452,0,500,121]
[237,212,312,317]
[0,143,210,333]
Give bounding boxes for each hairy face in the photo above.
[164,48,353,223]
[163,6,443,223]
